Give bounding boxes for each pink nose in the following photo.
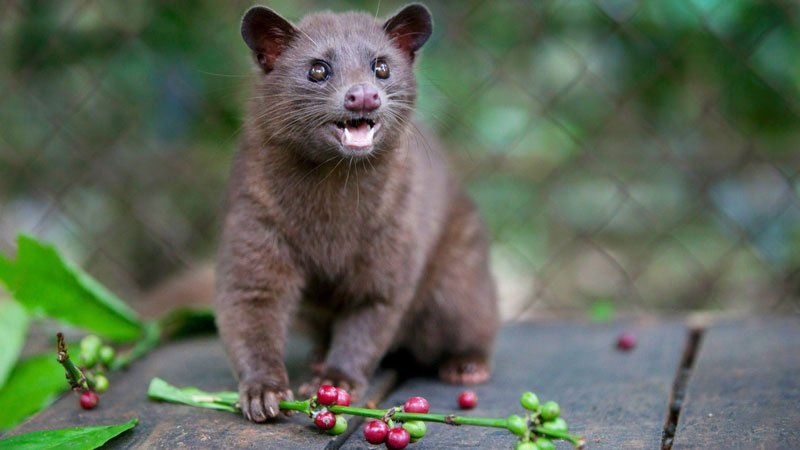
[344,84,381,112]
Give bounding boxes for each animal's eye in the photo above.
[308,61,331,82]
[372,58,390,79]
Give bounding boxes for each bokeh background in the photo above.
[1,0,798,319]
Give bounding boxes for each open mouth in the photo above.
[332,118,381,152]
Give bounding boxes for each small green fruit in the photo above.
[98,346,116,366]
[540,401,560,421]
[327,415,348,435]
[79,335,102,368]
[515,441,539,450]
[80,335,102,354]
[507,414,527,436]
[93,374,109,394]
[402,420,426,442]
[520,391,540,411]
[541,417,568,432]
[78,351,97,369]
[535,438,555,450]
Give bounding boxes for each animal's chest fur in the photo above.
[276,179,396,281]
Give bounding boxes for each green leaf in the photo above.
[0,253,11,285]
[147,378,239,412]
[0,300,29,388]
[0,354,66,431]
[0,235,143,341]
[0,417,138,450]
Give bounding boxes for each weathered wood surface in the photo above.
[8,318,799,449]
[673,317,800,450]
[343,320,688,449]
[7,335,393,449]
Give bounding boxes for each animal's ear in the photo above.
[241,6,298,73]
[383,3,432,61]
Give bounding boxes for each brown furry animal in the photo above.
[214,3,498,423]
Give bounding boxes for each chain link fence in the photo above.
[1,0,798,319]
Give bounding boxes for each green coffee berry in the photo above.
[541,417,568,432]
[507,414,527,436]
[78,351,97,369]
[98,346,116,366]
[540,401,560,421]
[80,335,102,354]
[94,374,110,394]
[535,437,555,450]
[327,415,348,435]
[79,335,102,368]
[402,420,426,442]
[515,441,539,450]
[520,391,540,411]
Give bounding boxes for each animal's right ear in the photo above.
[241,6,298,73]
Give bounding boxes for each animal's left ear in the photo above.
[383,3,432,61]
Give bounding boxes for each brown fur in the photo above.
[214,4,498,422]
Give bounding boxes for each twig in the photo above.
[56,332,94,392]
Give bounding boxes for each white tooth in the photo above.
[343,127,352,143]
[367,127,375,142]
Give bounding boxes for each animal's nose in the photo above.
[344,83,381,112]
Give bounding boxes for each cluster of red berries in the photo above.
[362,396,429,449]
[76,335,117,410]
[308,386,577,449]
[312,385,351,435]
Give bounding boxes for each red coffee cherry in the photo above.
[317,385,339,406]
[458,390,478,409]
[79,390,99,409]
[617,331,637,351]
[364,420,390,444]
[336,388,351,406]
[385,427,411,449]
[402,396,429,414]
[314,411,337,430]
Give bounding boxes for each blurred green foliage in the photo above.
[0,0,797,314]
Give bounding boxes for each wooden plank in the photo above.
[341,320,687,449]
[6,334,393,449]
[673,317,800,450]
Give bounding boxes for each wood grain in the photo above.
[342,320,687,449]
[6,334,392,449]
[673,317,800,450]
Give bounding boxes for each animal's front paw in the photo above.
[439,355,491,385]
[239,377,293,423]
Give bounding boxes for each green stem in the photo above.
[331,406,509,428]
[532,427,586,448]
[110,321,161,370]
[277,402,581,443]
[56,332,93,391]
[278,402,507,427]
[279,400,311,413]
[277,402,508,428]
[151,378,586,449]
[62,356,88,389]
